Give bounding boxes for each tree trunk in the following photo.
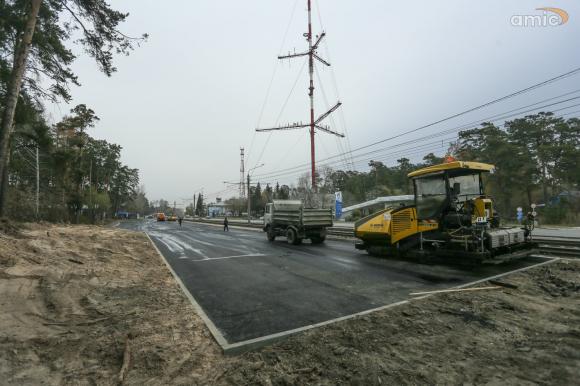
[0,0,42,216]
[0,152,10,216]
[541,163,549,204]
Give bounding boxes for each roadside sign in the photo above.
[532,211,537,217]
[531,203,537,209]
[335,191,343,219]
[517,207,523,212]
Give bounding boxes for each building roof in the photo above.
[407,161,495,178]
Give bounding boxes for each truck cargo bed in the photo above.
[302,208,333,228]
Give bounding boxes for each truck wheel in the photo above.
[286,228,299,245]
[266,227,275,242]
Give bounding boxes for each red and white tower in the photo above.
[256,0,343,191]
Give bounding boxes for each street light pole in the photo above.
[247,173,250,223]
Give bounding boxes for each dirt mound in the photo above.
[0,224,221,385]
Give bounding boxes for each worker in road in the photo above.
[223,216,229,232]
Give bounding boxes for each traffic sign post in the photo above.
[335,191,343,219]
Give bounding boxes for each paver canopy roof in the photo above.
[407,161,495,178]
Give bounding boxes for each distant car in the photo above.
[156,213,166,222]
[167,215,177,221]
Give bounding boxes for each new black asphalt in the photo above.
[119,220,548,344]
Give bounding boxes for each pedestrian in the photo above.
[178,217,183,227]
[223,216,229,232]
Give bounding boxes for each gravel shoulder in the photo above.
[0,224,578,385]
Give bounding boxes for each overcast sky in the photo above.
[46,0,580,207]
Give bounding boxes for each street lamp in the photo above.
[247,163,265,223]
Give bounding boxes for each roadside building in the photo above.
[207,198,228,217]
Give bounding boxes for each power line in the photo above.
[234,66,580,196]
[253,98,580,181]
[252,58,308,170]
[254,0,345,191]
[255,136,459,182]
[252,67,580,177]
[258,104,580,183]
[253,85,580,179]
[246,0,301,169]
[313,0,355,169]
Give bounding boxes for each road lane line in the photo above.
[179,233,218,247]
[194,253,267,262]
[149,232,208,259]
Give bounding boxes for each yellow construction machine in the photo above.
[354,161,537,263]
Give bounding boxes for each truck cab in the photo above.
[264,202,275,227]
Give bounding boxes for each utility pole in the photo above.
[255,0,344,192]
[247,173,251,223]
[240,147,245,198]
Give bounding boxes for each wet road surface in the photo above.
[120,220,548,344]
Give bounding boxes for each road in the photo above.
[120,220,549,347]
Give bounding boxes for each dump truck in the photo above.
[263,200,333,245]
[354,161,537,263]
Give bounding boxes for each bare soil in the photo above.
[0,224,578,385]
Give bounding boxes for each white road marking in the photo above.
[179,233,217,247]
[149,232,208,259]
[180,231,257,254]
[194,253,266,262]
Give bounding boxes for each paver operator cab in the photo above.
[355,161,537,263]
[263,200,333,245]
